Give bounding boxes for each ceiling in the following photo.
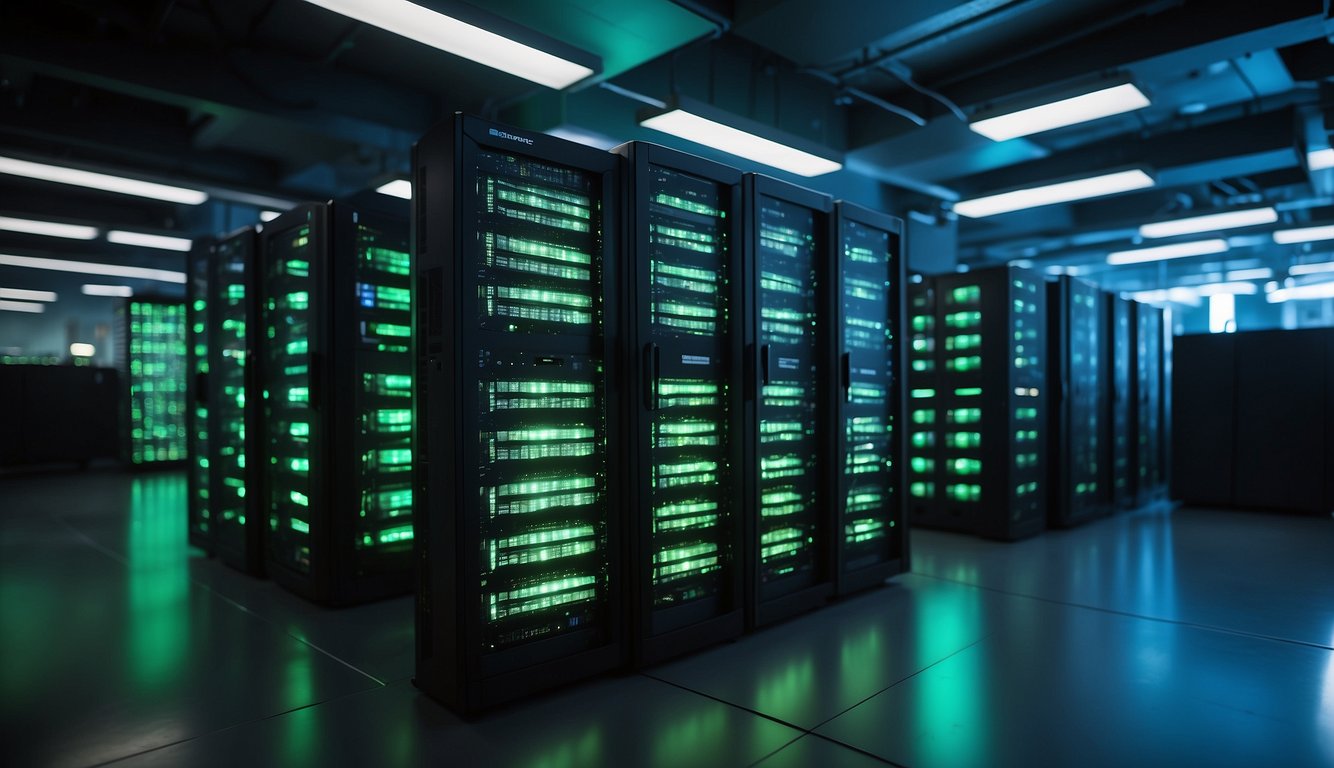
[0,0,1332,305]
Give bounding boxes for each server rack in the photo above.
[743,174,834,626]
[414,115,622,712]
[1108,294,1134,509]
[922,266,1047,540]
[615,142,744,664]
[906,279,942,527]
[210,228,264,575]
[1047,276,1112,526]
[117,297,188,468]
[187,242,213,551]
[832,202,907,593]
[1130,301,1165,506]
[259,197,413,605]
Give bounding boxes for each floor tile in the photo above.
[754,733,891,767]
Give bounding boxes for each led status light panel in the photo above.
[833,203,905,594]
[1047,276,1112,527]
[922,266,1047,540]
[1108,295,1134,508]
[210,229,262,574]
[1131,301,1167,505]
[906,279,939,524]
[414,115,621,713]
[617,142,743,664]
[260,199,413,605]
[744,174,833,627]
[119,298,188,467]
[187,244,212,550]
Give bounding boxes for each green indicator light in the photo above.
[495,475,597,496]
[911,388,936,398]
[955,387,983,397]
[946,484,982,502]
[945,311,982,328]
[659,381,719,396]
[494,285,593,308]
[912,315,933,331]
[1015,407,1038,419]
[658,420,717,435]
[377,448,412,465]
[290,422,310,437]
[495,186,591,220]
[290,458,309,472]
[288,387,309,403]
[912,409,935,425]
[949,458,982,475]
[286,291,309,309]
[946,334,982,350]
[950,285,981,304]
[290,491,309,507]
[949,408,982,424]
[369,322,411,337]
[654,193,719,217]
[761,271,802,294]
[947,356,982,372]
[911,433,934,448]
[494,177,591,212]
[910,482,935,498]
[290,518,310,533]
[378,525,413,543]
[496,427,595,442]
[376,409,412,426]
[911,457,935,473]
[494,234,591,266]
[946,432,981,449]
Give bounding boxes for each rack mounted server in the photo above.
[906,279,940,527]
[118,297,187,469]
[188,242,212,551]
[1047,276,1112,526]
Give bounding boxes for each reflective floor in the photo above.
[2,470,1332,767]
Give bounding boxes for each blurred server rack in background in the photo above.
[832,202,907,593]
[414,115,623,712]
[615,141,745,665]
[1108,294,1134,509]
[1130,301,1166,506]
[118,297,188,469]
[906,278,942,528]
[187,240,213,552]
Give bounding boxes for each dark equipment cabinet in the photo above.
[1170,332,1235,506]
[742,174,835,626]
[414,115,623,712]
[1108,295,1134,509]
[187,241,213,552]
[906,279,941,526]
[0,365,119,468]
[210,228,264,574]
[614,141,745,665]
[1046,276,1112,527]
[920,266,1047,540]
[832,202,907,593]
[259,197,413,605]
[1129,302,1166,505]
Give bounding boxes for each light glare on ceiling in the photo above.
[0,155,207,204]
[969,83,1151,142]
[639,108,843,177]
[1139,207,1277,239]
[106,230,194,252]
[1107,238,1228,265]
[0,253,186,283]
[955,169,1154,218]
[0,216,99,240]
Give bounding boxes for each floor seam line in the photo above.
[638,671,816,735]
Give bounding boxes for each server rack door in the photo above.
[1131,301,1152,506]
[1048,276,1110,527]
[1160,308,1172,498]
[120,297,188,468]
[1169,333,1235,505]
[1110,296,1134,508]
[743,174,834,627]
[616,142,744,664]
[261,205,331,597]
[210,229,264,575]
[1144,307,1165,497]
[1005,267,1046,539]
[414,115,622,712]
[932,271,988,535]
[906,280,942,527]
[187,243,213,551]
[833,202,906,594]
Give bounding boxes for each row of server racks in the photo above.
[906,269,1170,540]
[185,194,416,604]
[413,115,907,712]
[118,297,189,468]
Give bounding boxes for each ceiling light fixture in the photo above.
[1225,267,1273,281]
[1139,207,1277,239]
[969,82,1150,142]
[81,284,134,297]
[0,156,207,205]
[375,179,413,200]
[1197,281,1258,296]
[1308,148,1334,172]
[1273,224,1334,245]
[1267,280,1334,303]
[0,215,99,240]
[106,230,193,252]
[1288,261,1334,276]
[0,299,45,313]
[260,210,282,222]
[0,287,57,302]
[955,168,1154,218]
[69,343,96,357]
[300,0,597,89]
[0,253,186,283]
[1107,238,1228,265]
[638,97,843,177]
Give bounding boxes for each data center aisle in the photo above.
[3,470,1332,767]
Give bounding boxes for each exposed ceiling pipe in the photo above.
[802,68,926,127]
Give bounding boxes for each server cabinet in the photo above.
[1108,295,1134,509]
[832,202,907,593]
[210,228,264,575]
[187,242,213,551]
[1130,302,1165,505]
[259,197,413,605]
[1170,333,1236,506]
[117,297,188,468]
[743,174,834,626]
[615,142,744,664]
[1046,276,1112,527]
[414,115,622,712]
[906,279,942,526]
[923,266,1046,540]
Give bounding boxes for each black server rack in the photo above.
[259,197,413,605]
[906,279,942,527]
[210,228,264,575]
[187,242,213,551]
[923,266,1047,540]
[117,296,188,468]
[1108,294,1134,509]
[1130,301,1165,506]
[832,202,907,593]
[414,115,622,712]
[1046,276,1112,527]
[1157,308,1172,498]
[615,142,745,665]
[743,174,834,627]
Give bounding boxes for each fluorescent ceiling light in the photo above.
[1273,224,1334,245]
[0,156,207,205]
[639,100,843,177]
[69,342,95,357]
[1130,287,1200,305]
[955,169,1154,218]
[1107,238,1228,265]
[970,83,1150,142]
[1139,207,1277,239]
[1289,260,1334,276]
[260,210,282,222]
[1198,281,1258,296]
[1208,293,1235,333]
[1267,280,1334,303]
[0,299,45,313]
[0,253,185,283]
[1309,148,1334,172]
[375,179,412,200]
[300,0,596,89]
[0,287,57,302]
[0,215,99,240]
[81,284,134,297]
[1225,267,1273,281]
[106,230,193,252]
